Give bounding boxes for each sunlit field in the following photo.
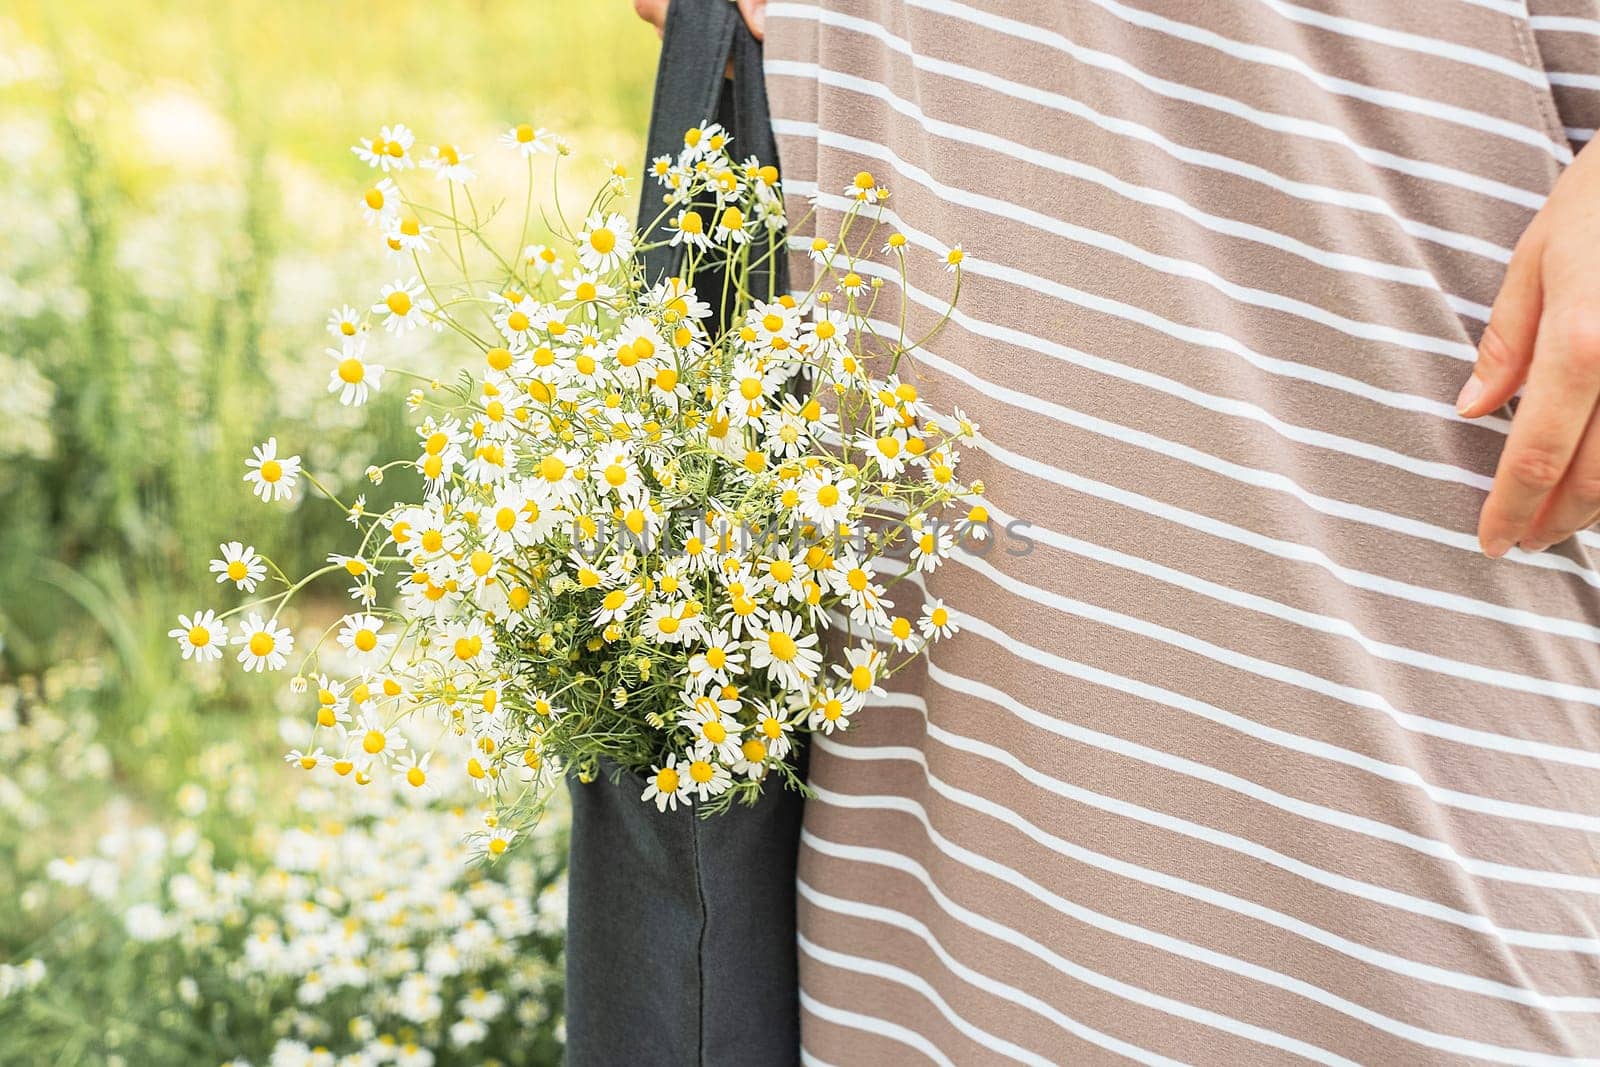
[0,3,658,1062]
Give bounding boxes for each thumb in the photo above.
[737,0,766,40]
[1459,226,1544,417]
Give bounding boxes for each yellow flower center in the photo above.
[655,368,678,391]
[689,760,714,784]
[470,551,494,576]
[454,636,483,661]
[931,607,949,627]
[226,560,249,580]
[363,730,386,754]
[602,589,628,611]
[705,647,726,668]
[656,614,680,635]
[515,123,535,142]
[364,187,385,210]
[540,455,566,481]
[741,739,767,762]
[654,767,680,793]
[588,228,616,254]
[486,346,512,371]
[816,485,839,507]
[767,631,798,662]
[406,767,426,788]
[354,628,378,652]
[385,291,412,316]
[851,665,874,691]
[338,358,365,384]
[188,625,210,647]
[248,632,275,656]
[678,210,704,234]
[739,377,763,400]
[720,206,744,230]
[507,310,529,332]
[703,720,727,744]
[259,460,283,483]
[762,313,784,333]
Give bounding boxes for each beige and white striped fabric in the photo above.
[764,1,1600,1062]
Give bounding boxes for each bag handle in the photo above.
[638,0,785,295]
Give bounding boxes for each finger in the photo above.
[633,0,668,33]
[1477,301,1600,556]
[1458,224,1543,417]
[1521,409,1600,551]
[737,0,767,40]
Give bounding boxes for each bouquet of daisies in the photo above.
[173,118,984,838]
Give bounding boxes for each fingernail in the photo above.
[1455,374,1484,415]
[1521,539,1552,553]
[1483,536,1513,558]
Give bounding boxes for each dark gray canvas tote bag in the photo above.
[563,4,801,1064]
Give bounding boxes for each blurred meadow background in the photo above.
[0,3,659,1062]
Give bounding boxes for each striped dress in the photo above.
[763,1,1600,1062]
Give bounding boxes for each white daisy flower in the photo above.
[352,123,416,171]
[641,753,691,812]
[522,243,561,276]
[591,582,642,628]
[234,613,293,673]
[795,469,854,530]
[921,599,960,640]
[326,304,364,337]
[336,613,398,669]
[686,630,744,688]
[243,437,301,503]
[394,751,436,796]
[169,610,228,662]
[682,754,733,801]
[385,214,435,256]
[359,179,398,226]
[680,692,744,764]
[210,541,266,592]
[374,278,436,334]
[327,335,385,407]
[807,684,861,735]
[500,123,557,158]
[748,610,822,692]
[575,212,634,273]
[421,142,476,183]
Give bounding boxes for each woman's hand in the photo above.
[1460,141,1600,556]
[632,0,767,39]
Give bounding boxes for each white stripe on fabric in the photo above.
[1549,71,1600,90]
[799,989,958,1066]
[919,653,1600,892]
[1255,0,1553,85]
[801,865,1356,1065]
[778,187,1498,431]
[800,917,1181,1064]
[762,19,1486,306]
[768,4,1552,206]
[798,932,1056,1064]
[855,565,1600,832]
[786,240,1600,582]
[817,726,1600,954]
[772,122,1481,359]
[765,6,1515,263]
[964,498,1600,708]
[949,554,1600,772]
[801,827,1592,1064]
[1531,16,1600,33]
[898,0,1570,163]
[807,755,1600,1008]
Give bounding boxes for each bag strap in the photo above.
[638,0,786,298]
